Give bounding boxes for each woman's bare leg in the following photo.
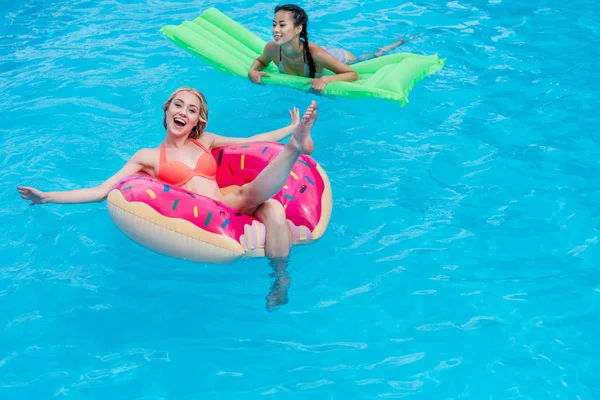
[354,34,421,62]
[254,199,292,259]
[220,101,317,310]
[266,258,291,311]
[221,100,317,214]
[254,199,292,311]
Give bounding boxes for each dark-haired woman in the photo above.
[248,4,412,93]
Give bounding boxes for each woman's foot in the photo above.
[288,101,317,155]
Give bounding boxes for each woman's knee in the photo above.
[233,183,262,213]
[255,199,287,227]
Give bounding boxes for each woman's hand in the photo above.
[289,106,300,126]
[249,70,270,84]
[17,186,46,206]
[305,76,330,94]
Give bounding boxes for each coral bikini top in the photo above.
[157,138,217,187]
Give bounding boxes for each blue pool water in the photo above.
[2,0,599,398]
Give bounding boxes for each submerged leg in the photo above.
[353,34,421,62]
[265,256,291,311]
[375,34,420,56]
[254,199,293,311]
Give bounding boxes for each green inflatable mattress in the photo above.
[160,8,445,106]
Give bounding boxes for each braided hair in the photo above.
[274,4,316,78]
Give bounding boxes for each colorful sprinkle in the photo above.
[164,185,170,192]
[290,171,299,180]
[217,149,223,165]
[204,212,212,226]
[241,145,250,149]
[222,218,230,228]
[284,204,288,210]
[234,212,242,217]
[172,199,179,210]
[261,146,269,154]
[299,184,307,193]
[193,206,198,218]
[146,189,156,199]
[228,163,234,176]
[305,176,315,185]
[121,186,133,191]
[298,159,312,168]
[284,194,295,200]
[241,154,245,170]
[284,185,289,189]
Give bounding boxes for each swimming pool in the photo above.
[1,0,599,398]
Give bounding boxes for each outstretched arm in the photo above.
[17,149,154,206]
[208,107,300,148]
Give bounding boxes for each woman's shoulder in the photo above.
[306,42,328,59]
[133,146,159,156]
[264,41,279,54]
[134,146,161,158]
[128,147,160,168]
[198,132,219,149]
[307,41,323,50]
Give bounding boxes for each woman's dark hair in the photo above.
[274,4,316,78]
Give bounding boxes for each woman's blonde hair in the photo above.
[162,87,208,139]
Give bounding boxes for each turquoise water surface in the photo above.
[1,0,599,398]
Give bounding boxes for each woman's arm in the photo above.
[208,107,300,148]
[248,43,275,84]
[306,45,360,93]
[17,149,154,205]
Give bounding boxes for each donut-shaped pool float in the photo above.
[107,141,332,263]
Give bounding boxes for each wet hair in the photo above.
[274,4,316,78]
[162,86,208,139]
